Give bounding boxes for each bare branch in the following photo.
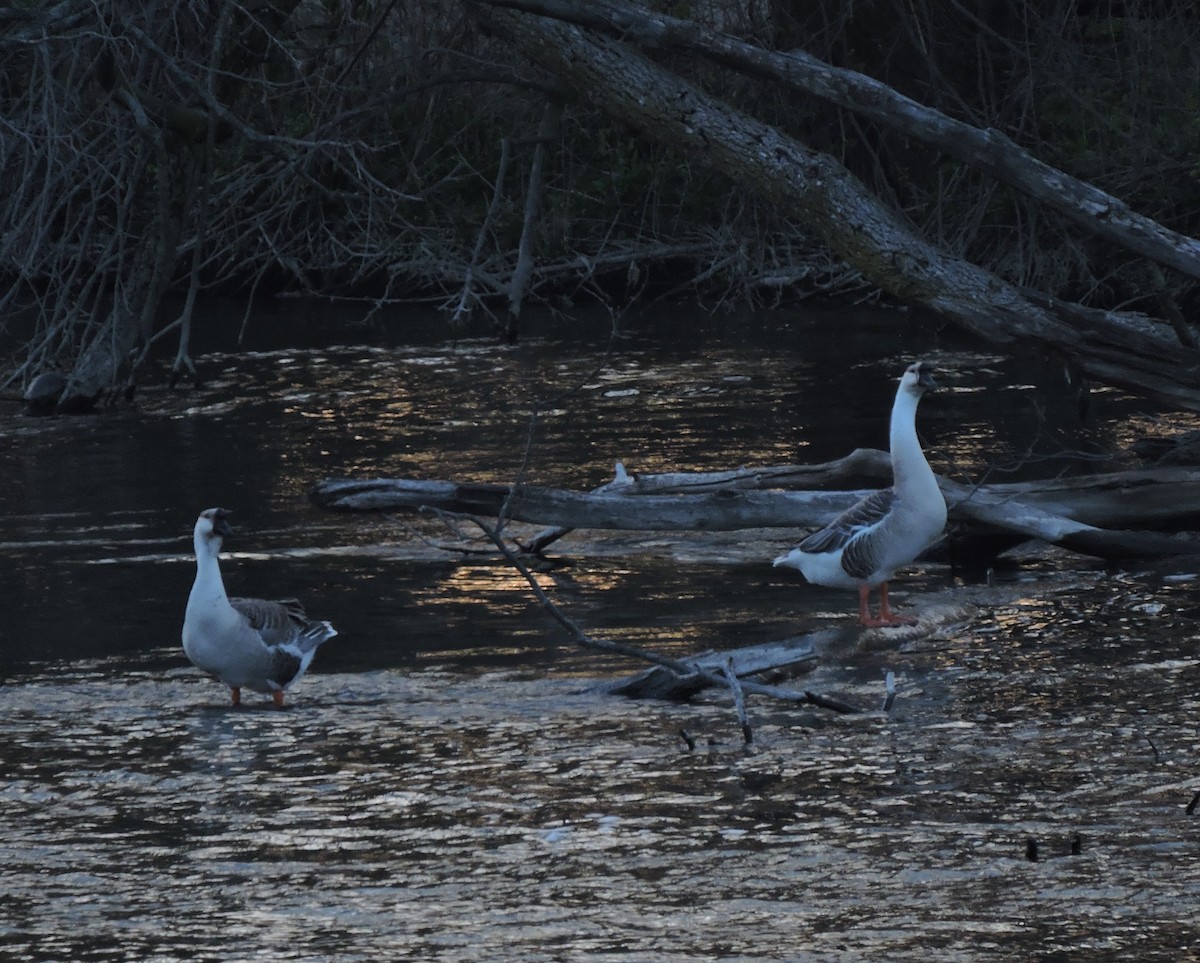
[435,507,859,715]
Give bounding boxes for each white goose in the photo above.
[774,361,946,627]
[182,508,337,707]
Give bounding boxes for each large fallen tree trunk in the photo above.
[477,0,1200,285]
[468,1,1200,411]
[311,454,1200,561]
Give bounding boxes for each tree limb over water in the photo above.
[474,0,1200,284]
[469,1,1200,411]
[311,452,1200,562]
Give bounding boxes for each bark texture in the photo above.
[310,455,1200,562]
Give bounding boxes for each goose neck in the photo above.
[192,533,229,599]
[889,388,929,484]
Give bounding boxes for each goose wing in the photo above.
[228,597,322,690]
[229,597,308,647]
[798,488,895,557]
[265,645,306,691]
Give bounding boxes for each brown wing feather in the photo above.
[841,527,883,581]
[798,488,896,556]
[229,597,307,646]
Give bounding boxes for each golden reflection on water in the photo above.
[124,340,1153,506]
[254,344,822,486]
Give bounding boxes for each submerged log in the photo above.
[454,503,862,718]
[311,452,1200,561]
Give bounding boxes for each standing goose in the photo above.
[182,508,337,707]
[774,361,946,627]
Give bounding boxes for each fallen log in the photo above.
[596,450,895,494]
[311,455,1200,560]
[469,1,1200,413]
[947,470,1200,530]
[476,0,1200,286]
[599,453,1200,530]
[939,478,1199,559]
[311,476,864,531]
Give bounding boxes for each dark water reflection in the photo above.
[3,303,1200,959]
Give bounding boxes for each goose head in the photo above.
[194,507,233,554]
[899,360,937,396]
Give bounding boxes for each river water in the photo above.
[2,302,1200,960]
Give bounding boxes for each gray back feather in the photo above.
[799,488,895,557]
[229,596,307,646]
[796,488,897,581]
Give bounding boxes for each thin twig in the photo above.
[1139,727,1162,763]
[430,506,696,670]
[883,669,896,712]
[723,656,753,744]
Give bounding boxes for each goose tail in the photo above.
[773,549,803,570]
[298,620,338,653]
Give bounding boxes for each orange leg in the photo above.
[877,582,918,625]
[272,689,285,709]
[230,686,241,706]
[858,582,918,627]
[857,584,877,625]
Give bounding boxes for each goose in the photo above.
[773,360,946,627]
[182,508,337,707]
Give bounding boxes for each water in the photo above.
[3,302,1200,960]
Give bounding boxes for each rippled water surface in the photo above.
[3,303,1200,960]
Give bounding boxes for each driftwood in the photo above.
[311,450,1200,561]
[314,477,862,531]
[939,477,1199,560]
